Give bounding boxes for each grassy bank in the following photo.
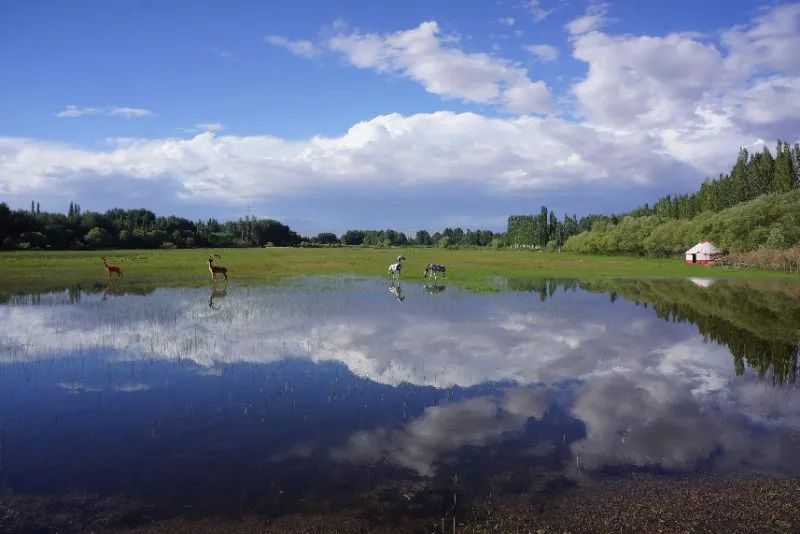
[1,247,797,297]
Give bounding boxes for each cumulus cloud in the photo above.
[0,111,696,203]
[265,35,317,57]
[727,76,800,130]
[721,3,800,76]
[328,21,551,114]
[525,44,559,62]
[55,105,153,119]
[15,5,800,226]
[565,3,800,172]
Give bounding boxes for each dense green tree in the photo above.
[311,232,338,245]
[340,230,365,245]
[415,230,432,245]
[774,141,795,193]
[84,227,115,248]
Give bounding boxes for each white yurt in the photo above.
[685,241,722,264]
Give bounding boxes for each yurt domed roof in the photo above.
[685,241,721,255]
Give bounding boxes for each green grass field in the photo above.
[1,247,797,297]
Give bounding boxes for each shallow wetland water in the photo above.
[1,276,800,532]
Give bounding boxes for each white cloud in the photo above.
[566,3,610,35]
[525,0,553,23]
[721,3,800,76]
[565,2,800,168]
[265,35,317,57]
[55,105,153,119]
[328,21,551,114]
[525,44,559,62]
[23,5,800,216]
[571,31,734,128]
[498,17,515,27]
[729,76,800,127]
[0,111,694,203]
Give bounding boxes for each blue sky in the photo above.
[1,0,798,234]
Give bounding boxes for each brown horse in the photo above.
[101,257,122,278]
[208,256,228,281]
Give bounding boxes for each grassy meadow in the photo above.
[1,247,798,297]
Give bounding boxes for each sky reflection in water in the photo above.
[1,277,799,515]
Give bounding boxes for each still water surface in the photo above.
[1,277,799,526]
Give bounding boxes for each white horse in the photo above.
[388,255,406,278]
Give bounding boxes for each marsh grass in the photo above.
[0,247,796,298]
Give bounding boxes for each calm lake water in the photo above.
[1,276,799,529]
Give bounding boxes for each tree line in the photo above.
[626,141,800,220]
[0,204,303,250]
[506,207,583,249]
[559,141,800,257]
[0,202,500,250]
[339,228,498,248]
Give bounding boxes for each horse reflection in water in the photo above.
[208,285,228,310]
[101,284,122,302]
[388,280,405,302]
[424,283,446,295]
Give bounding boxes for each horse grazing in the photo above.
[388,256,406,278]
[423,263,446,279]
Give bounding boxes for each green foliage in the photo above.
[624,141,798,221]
[311,232,338,245]
[507,209,579,248]
[565,189,800,256]
[83,227,114,248]
[0,202,302,250]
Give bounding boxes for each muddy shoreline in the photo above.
[3,473,799,533]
